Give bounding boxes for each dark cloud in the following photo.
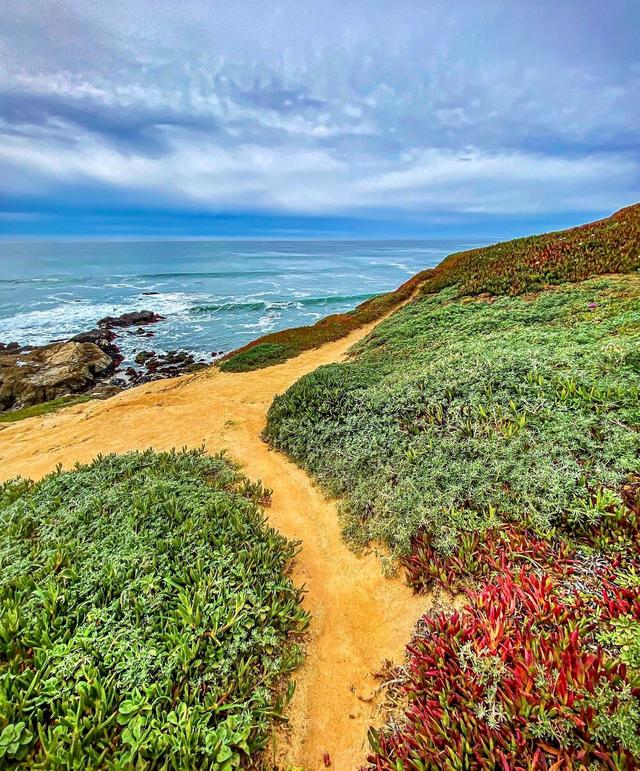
[0,90,217,156]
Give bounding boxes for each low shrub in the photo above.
[259,206,640,768]
[0,448,308,768]
[265,276,640,555]
[367,566,640,770]
[366,500,640,769]
[419,202,640,297]
[219,342,294,372]
[222,204,639,372]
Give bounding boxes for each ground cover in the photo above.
[0,448,308,769]
[265,271,640,767]
[0,395,93,424]
[221,204,640,373]
[418,202,640,297]
[218,269,433,372]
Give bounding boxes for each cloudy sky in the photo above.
[1,0,639,237]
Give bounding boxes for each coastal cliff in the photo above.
[2,204,640,768]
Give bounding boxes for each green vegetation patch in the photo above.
[0,448,308,768]
[219,343,294,372]
[420,202,640,297]
[220,204,640,373]
[0,395,93,424]
[265,275,640,555]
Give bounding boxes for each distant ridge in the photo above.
[420,202,640,296]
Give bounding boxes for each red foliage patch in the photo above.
[420,202,640,298]
[403,527,577,594]
[367,500,640,770]
[367,567,639,770]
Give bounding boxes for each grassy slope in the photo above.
[0,449,308,768]
[419,201,640,297]
[219,269,434,372]
[221,203,639,372]
[266,276,640,553]
[265,204,640,766]
[0,395,93,424]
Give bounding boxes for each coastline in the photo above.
[4,205,640,767]
[0,294,426,769]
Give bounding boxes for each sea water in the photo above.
[0,238,488,364]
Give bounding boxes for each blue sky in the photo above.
[1,0,639,238]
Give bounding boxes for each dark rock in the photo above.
[120,348,210,387]
[0,341,32,355]
[134,350,156,365]
[90,383,123,400]
[71,329,116,345]
[0,341,22,353]
[161,350,194,366]
[0,341,113,410]
[97,310,164,329]
[142,291,160,296]
[70,328,123,366]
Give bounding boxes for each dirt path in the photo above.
[0,315,429,769]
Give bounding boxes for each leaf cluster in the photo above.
[0,448,308,768]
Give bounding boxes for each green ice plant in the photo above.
[265,275,640,555]
[0,448,308,768]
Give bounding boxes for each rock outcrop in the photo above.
[0,309,212,413]
[0,341,113,410]
[123,349,209,386]
[70,328,123,366]
[97,310,164,328]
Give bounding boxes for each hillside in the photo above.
[2,204,640,768]
[263,205,640,767]
[222,204,640,372]
[419,202,640,296]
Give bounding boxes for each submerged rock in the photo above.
[134,350,156,365]
[0,341,114,410]
[0,342,23,354]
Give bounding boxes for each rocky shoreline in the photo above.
[0,310,220,413]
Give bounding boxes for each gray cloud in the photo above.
[0,90,218,156]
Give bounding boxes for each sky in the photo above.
[0,0,639,238]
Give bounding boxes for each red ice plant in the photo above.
[367,567,639,770]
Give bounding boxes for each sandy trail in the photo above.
[0,315,428,769]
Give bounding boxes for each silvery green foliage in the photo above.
[266,277,640,554]
[0,448,308,768]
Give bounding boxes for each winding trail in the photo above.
[0,313,429,769]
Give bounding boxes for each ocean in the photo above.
[0,239,488,365]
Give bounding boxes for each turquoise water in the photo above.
[0,239,488,363]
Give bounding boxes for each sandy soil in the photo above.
[0,315,429,770]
